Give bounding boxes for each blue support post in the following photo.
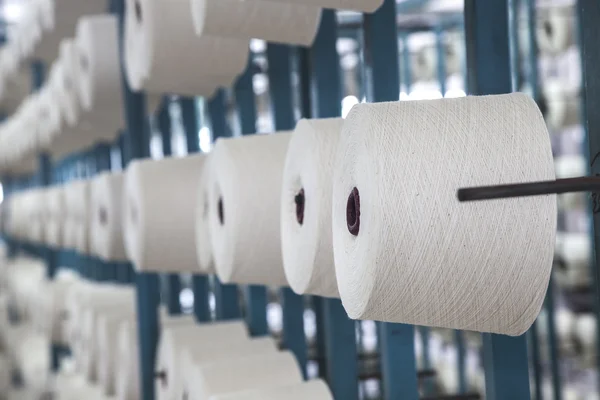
[545,279,561,400]
[455,330,467,394]
[524,2,543,397]
[529,321,543,400]
[509,0,521,91]
[233,61,269,336]
[179,96,211,322]
[400,32,412,95]
[303,10,358,398]
[364,1,419,399]
[435,26,447,96]
[207,92,241,320]
[465,1,531,398]
[266,43,307,375]
[157,99,182,315]
[419,327,435,395]
[114,0,159,398]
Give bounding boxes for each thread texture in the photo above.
[332,93,556,335]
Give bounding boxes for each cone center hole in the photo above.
[346,187,360,236]
[218,197,224,225]
[295,188,305,225]
[544,20,553,37]
[155,370,167,388]
[135,0,143,23]
[99,207,108,225]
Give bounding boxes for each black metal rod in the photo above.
[457,177,600,201]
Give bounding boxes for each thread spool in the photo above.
[0,355,10,395]
[536,308,576,354]
[191,0,321,46]
[574,313,596,350]
[122,8,161,113]
[332,93,556,335]
[195,157,215,274]
[80,300,135,382]
[184,351,302,400]
[208,380,333,400]
[90,172,127,261]
[50,274,79,345]
[555,232,591,270]
[209,133,292,286]
[115,319,139,400]
[555,155,586,179]
[155,321,248,400]
[96,312,135,395]
[177,337,278,399]
[57,39,82,127]
[124,0,249,96]
[281,118,343,297]
[33,0,106,63]
[411,46,436,82]
[537,6,575,55]
[123,154,207,272]
[75,15,124,131]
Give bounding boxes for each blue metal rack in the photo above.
[2,0,593,399]
[465,1,531,399]
[233,58,269,337]
[266,43,308,377]
[364,1,420,399]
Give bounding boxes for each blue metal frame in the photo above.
[157,98,182,315]
[114,0,159,398]
[234,61,269,337]
[266,43,307,376]
[465,1,531,398]
[178,95,212,322]
[364,1,419,399]
[301,10,359,398]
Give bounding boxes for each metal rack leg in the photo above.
[214,277,241,320]
[323,299,358,399]
[465,1,531,398]
[455,330,467,394]
[157,100,182,315]
[281,287,307,378]
[266,43,308,375]
[545,279,561,400]
[135,273,160,400]
[233,62,269,336]
[115,0,158,397]
[306,11,358,398]
[179,96,212,320]
[192,275,210,322]
[529,321,543,400]
[364,1,419,398]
